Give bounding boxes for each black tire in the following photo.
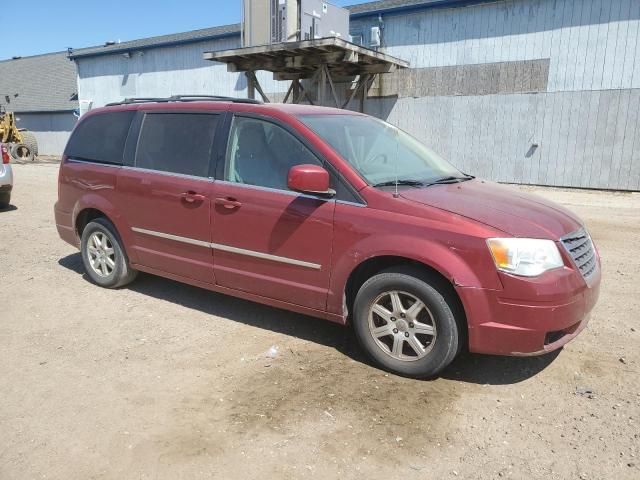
[80,218,137,288]
[9,143,34,162]
[352,266,460,378]
[20,131,38,157]
[0,192,10,209]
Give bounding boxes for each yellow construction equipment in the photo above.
[0,106,38,161]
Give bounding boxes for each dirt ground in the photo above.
[1,163,639,480]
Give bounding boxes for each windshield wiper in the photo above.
[373,179,424,187]
[426,175,474,185]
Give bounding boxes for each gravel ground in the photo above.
[1,163,639,480]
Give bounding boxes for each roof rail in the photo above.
[170,94,262,104]
[105,95,262,107]
[105,97,169,106]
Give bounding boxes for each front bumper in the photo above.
[458,263,601,356]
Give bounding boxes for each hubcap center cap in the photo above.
[396,319,409,332]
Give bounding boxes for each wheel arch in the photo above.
[75,207,110,237]
[72,195,138,264]
[345,255,463,312]
[340,254,469,350]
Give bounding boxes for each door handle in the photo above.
[215,197,242,209]
[181,191,206,203]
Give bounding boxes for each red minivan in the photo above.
[55,96,601,378]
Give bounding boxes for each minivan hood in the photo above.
[400,179,582,238]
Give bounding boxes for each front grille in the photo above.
[561,228,598,281]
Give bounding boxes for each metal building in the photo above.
[69,0,640,191]
[0,51,78,156]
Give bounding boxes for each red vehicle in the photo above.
[55,96,601,378]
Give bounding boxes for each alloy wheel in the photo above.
[368,290,437,361]
[87,231,116,277]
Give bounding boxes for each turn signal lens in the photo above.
[486,238,564,277]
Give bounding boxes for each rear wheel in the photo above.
[353,266,460,378]
[80,218,137,288]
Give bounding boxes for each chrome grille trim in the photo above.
[560,228,598,284]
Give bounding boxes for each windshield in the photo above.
[298,114,463,186]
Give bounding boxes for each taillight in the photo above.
[1,144,10,164]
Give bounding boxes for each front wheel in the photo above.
[352,267,461,378]
[80,218,137,288]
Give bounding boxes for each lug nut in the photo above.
[393,328,398,334]
[404,332,410,337]
[409,323,414,328]
[391,317,396,322]
[400,313,406,318]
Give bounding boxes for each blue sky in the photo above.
[2,0,373,59]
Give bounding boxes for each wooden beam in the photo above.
[246,71,270,103]
[203,36,410,69]
[318,65,326,105]
[359,63,397,74]
[284,51,345,69]
[274,72,307,81]
[202,37,410,110]
[359,74,370,113]
[294,80,305,104]
[292,81,300,104]
[324,64,340,108]
[282,82,295,104]
[296,81,314,105]
[343,50,359,64]
[342,77,364,109]
[246,71,255,100]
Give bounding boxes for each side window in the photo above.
[65,111,134,164]
[135,113,219,177]
[225,117,320,190]
[330,171,361,204]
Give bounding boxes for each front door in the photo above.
[117,111,221,284]
[211,115,334,311]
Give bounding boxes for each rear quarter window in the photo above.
[64,111,135,165]
[135,113,219,178]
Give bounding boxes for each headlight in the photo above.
[486,238,564,277]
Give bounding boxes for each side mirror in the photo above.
[288,164,335,197]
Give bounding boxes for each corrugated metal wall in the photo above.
[75,37,288,108]
[74,0,640,190]
[367,90,640,190]
[15,112,77,156]
[353,0,640,190]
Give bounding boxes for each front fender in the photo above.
[326,233,502,317]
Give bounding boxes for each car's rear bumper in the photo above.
[458,264,601,356]
[0,163,13,189]
[54,203,79,248]
[0,183,11,205]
